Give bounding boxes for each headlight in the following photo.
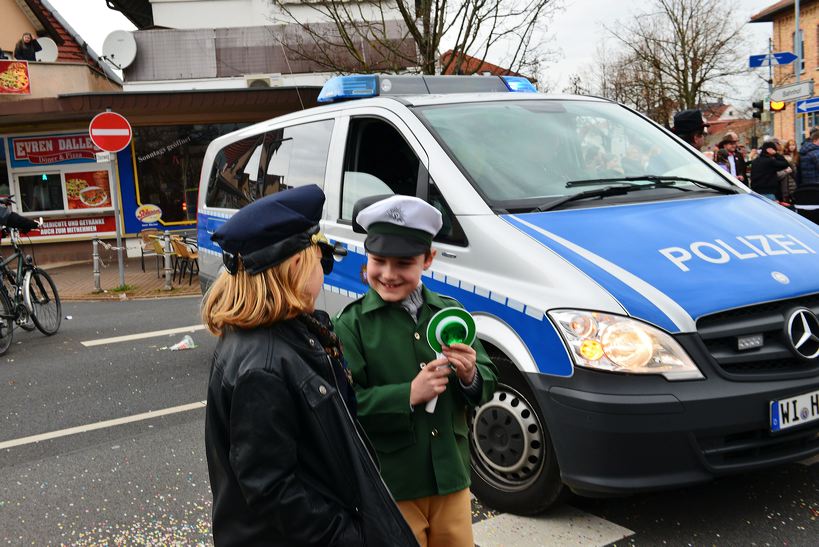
[548,310,703,380]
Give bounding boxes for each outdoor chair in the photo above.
[138,228,161,274]
[792,186,819,226]
[171,237,199,285]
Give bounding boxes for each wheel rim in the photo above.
[470,384,547,492]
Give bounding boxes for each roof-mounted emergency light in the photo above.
[317,74,537,103]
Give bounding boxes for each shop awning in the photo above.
[0,86,320,132]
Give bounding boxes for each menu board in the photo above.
[65,170,112,210]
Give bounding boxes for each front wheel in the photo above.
[0,289,13,355]
[469,355,563,515]
[25,268,61,335]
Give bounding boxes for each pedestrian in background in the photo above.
[335,195,498,547]
[718,132,746,182]
[13,32,40,61]
[798,129,819,185]
[751,141,792,200]
[201,185,417,546]
[714,149,731,173]
[671,109,709,150]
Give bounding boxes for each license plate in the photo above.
[770,389,819,432]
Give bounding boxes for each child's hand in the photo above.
[410,356,451,406]
[442,343,477,385]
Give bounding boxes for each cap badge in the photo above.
[386,206,405,224]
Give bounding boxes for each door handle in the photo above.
[440,251,457,259]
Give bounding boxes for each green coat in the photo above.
[335,286,497,501]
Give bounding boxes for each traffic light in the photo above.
[770,100,786,112]
[752,100,764,119]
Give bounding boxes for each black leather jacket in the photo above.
[205,317,418,547]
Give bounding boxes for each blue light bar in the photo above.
[317,75,379,103]
[502,76,537,93]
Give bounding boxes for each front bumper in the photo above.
[531,334,819,496]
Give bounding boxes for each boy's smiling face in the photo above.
[367,251,435,302]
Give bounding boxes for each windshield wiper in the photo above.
[535,184,642,212]
[566,175,736,194]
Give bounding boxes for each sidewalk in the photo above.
[43,256,201,301]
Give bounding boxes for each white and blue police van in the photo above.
[197,74,819,515]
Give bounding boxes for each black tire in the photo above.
[26,268,61,336]
[0,289,13,355]
[469,353,563,515]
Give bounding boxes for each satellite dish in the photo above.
[101,30,137,69]
[35,37,58,62]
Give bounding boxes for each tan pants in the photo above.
[396,488,473,547]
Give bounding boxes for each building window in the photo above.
[18,173,63,212]
[793,29,805,72]
[133,124,244,223]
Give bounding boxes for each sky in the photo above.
[48,0,780,105]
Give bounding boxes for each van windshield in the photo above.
[413,99,734,211]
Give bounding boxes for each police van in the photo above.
[197,74,819,514]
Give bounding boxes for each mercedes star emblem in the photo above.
[784,308,819,360]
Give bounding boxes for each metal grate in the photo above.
[696,294,819,376]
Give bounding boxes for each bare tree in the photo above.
[269,0,560,76]
[599,0,747,122]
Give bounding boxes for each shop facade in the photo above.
[0,87,320,264]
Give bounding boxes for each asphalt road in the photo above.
[0,297,816,545]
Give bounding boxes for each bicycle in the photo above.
[0,199,61,355]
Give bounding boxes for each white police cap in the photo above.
[355,195,443,257]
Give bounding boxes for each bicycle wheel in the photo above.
[0,289,13,355]
[25,268,61,336]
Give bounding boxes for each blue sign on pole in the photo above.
[796,97,819,114]
[749,51,798,68]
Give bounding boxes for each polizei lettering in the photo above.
[659,234,816,272]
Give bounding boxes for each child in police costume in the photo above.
[202,185,417,546]
[335,195,498,547]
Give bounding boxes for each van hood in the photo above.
[503,194,819,333]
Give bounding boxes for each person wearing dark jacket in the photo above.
[0,198,39,232]
[13,33,41,62]
[751,141,792,200]
[202,184,417,547]
[799,128,819,185]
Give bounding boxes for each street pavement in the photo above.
[0,297,816,545]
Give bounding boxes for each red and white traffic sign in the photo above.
[89,111,132,153]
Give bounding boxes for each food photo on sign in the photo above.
[64,171,112,210]
[0,60,30,95]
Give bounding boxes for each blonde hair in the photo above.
[201,245,319,336]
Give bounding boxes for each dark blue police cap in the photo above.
[212,185,325,275]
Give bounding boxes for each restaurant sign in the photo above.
[9,134,101,168]
[0,61,30,95]
[25,216,116,238]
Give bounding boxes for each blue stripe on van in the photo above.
[503,215,680,332]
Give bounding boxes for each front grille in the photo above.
[696,422,819,470]
[696,294,819,376]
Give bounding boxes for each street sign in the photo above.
[770,80,814,102]
[796,97,819,114]
[95,151,112,163]
[89,111,132,153]
[749,51,799,68]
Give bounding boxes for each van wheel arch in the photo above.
[470,341,564,515]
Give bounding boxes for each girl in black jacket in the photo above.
[13,33,41,62]
[201,184,417,547]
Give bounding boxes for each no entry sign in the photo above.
[89,111,132,153]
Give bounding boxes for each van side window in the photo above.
[206,119,334,208]
[340,118,421,219]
